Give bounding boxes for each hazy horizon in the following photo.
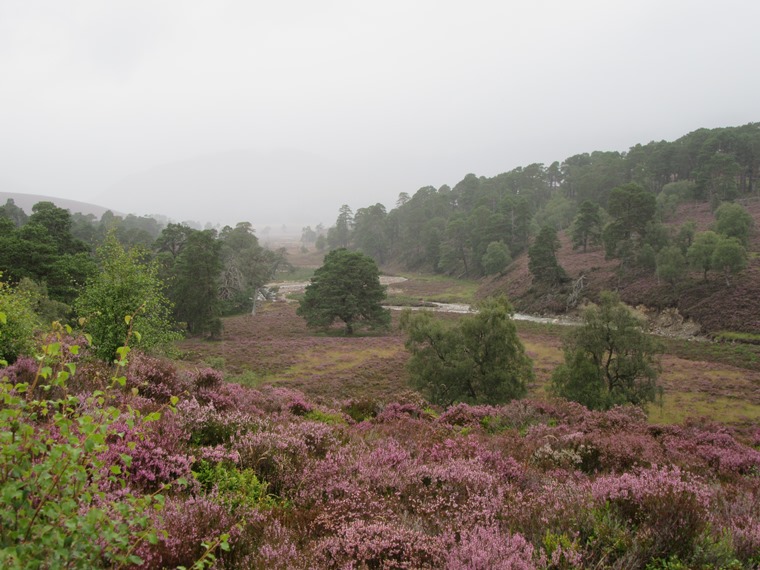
[2,1,759,228]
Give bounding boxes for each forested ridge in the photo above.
[311,122,760,334]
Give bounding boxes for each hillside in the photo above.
[479,198,760,336]
[0,191,121,219]
[313,122,760,337]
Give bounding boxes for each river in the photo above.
[266,277,579,326]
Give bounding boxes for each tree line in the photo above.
[309,123,759,283]
[0,200,288,359]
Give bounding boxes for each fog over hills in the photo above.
[0,176,119,219]
[91,149,409,230]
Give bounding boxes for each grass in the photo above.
[227,369,268,388]
[393,273,480,304]
[713,330,760,344]
[649,391,760,425]
[273,345,402,381]
[273,267,315,282]
[662,337,760,372]
[383,293,437,307]
[177,274,760,426]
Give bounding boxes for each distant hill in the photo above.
[0,191,121,219]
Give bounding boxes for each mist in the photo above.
[1,0,759,228]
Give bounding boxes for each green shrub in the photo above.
[193,460,273,511]
[0,278,38,364]
[0,326,166,568]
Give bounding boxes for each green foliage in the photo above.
[528,226,567,285]
[193,461,272,511]
[304,409,348,425]
[172,229,224,336]
[607,183,657,238]
[352,203,389,263]
[327,205,354,250]
[697,153,741,205]
[439,215,472,277]
[602,183,657,262]
[533,193,575,232]
[481,241,511,275]
[551,350,610,410]
[656,181,696,220]
[28,201,89,255]
[400,296,533,406]
[0,326,164,568]
[75,234,180,361]
[711,236,747,286]
[155,222,193,258]
[0,202,97,305]
[15,278,70,324]
[216,222,287,316]
[655,246,687,287]
[0,199,28,227]
[675,220,697,254]
[297,249,390,335]
[551,291,662,409]
[570,200,602,252]
[687,231,720,280]
[0,278,38,363]
[637,244,657,272]
[713,202,754,245]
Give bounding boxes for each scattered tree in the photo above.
[297,249,390,334]
[301,225,317,246]
[528,226,567,285]
[75,235,180,361]
[655,246,686,287]
[551,291,661,410]
[675,220,697,254]
[327,205,354,250]
[686,231,720,281]
[481,241,511,275]
[713,202,754,245]
[352,203,389,263]
[711,236,747,286]
[171,229,223,337]
[602,183,656,261]
[570,200,602,252]
[401,296,532,406]
[0,277,38,363]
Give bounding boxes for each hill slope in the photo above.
[481,198,760,335]
[0,191,121,219]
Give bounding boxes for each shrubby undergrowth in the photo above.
[2,331,760,568]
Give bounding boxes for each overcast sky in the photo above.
[1,0,759,228]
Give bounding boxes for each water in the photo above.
[269,277,579,325]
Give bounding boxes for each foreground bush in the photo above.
[2,326,760,568]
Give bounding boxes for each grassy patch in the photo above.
[383,294,436,307]
[276,267,315,281]
[304,409,347,425]
[649,391,760,425]
[274,345,402,381]
[713,330,760,344]
[227,369,267,388]
[663,337,760,372]
[393,273,480,304]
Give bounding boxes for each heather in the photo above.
[3,333,760,569]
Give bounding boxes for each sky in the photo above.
[1,0,759,229]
